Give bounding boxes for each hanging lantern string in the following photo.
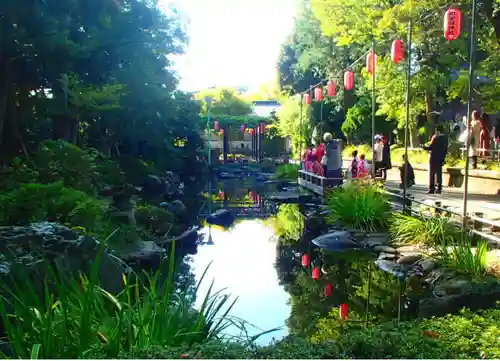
[294,2,453,98]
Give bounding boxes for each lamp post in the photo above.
[462,0,478,227]
[403,19,413,213]
[205,96,212,168]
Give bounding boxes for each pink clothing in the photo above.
[358,160,368,177]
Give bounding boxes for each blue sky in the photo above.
[159,0,297,91]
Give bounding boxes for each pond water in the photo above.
[187,175,426,343]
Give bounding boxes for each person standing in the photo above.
[381,135,392,180]
[373,135,384,177]
[468,111,482,169]
[323,132,343,186]
[423,125,448,194]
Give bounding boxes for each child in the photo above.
[399,154,415,189]
[350,150,359,179]
[358,154,369,177]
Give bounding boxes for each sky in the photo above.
[159,0,297,92]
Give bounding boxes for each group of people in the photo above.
[302,132,343,185]
[301,125,451,194]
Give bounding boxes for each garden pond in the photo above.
[181,174,500,344]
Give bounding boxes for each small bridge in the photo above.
[298,170,343,196]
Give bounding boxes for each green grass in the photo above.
[0,241,239,359]
[275,164,299,180]
[431,234,489,278]
[325,182,390,231]
[389,212,460,246]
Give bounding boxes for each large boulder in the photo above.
[311,231,363,252]
[0,222,128,294]
[120,241,166,269]
[206,209,235,228]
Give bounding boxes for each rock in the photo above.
[312,231,363,252]
[0,222,128,294]
[206,209,235,228]
[268,192,301,203]
[418,259,437,272]
[396,245,425,257]
[159,200,187,215]
[364,232,390,246]
[120,241,165,268]
[160,227,199,246]
[378,252,397,260]
[373,245,397,254]
[397,254,423,265]
[375,260,410,279]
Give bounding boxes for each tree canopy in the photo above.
[278,0,500,147]
[1,0,203,174]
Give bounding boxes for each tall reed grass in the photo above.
[325,182,390,231]
[389,213,460,246]
[0,241,238,359]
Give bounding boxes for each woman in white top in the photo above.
[373,135,384,176]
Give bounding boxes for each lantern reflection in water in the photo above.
[339,303,348,320]
[312,267,320,280]
[301,254,309,267]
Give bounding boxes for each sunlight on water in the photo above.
[192,220,290,344]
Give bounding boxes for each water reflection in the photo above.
[189,176,422,344]
[191,221,290,344]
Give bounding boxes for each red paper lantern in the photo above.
[339,303,348,320]
[249,128,254,135]
[304,93,311,105]
[444,8,462,41]
[327,80,336,97]
[301,254,309,267]
[220,129,224,136]
[344,70,354,90]
[314,87,323,101]
[324,283,333,297]
[241,124,246,133]
[391,40,405,64]
[312,267,320,280]
[219,191,225,198]
[366,51,377,75]
[214,120,219,130]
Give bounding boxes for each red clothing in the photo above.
[316,143,325,162]
[312,161,324,176]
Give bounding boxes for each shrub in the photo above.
[325,182,390,231]
[32,140,98,193]
[313,307,500,359]
[275,164,299,180]
[135,204,174,236]
[389,212,460,246]
[116,155,157,185]
[0,182,107,232]
[431,234,489,278]
[0,246,237,359]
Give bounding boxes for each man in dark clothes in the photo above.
[423,125,448,194]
